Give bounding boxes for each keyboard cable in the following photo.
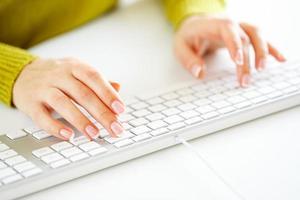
[175,135,247,200]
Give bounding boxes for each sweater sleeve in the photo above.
[0,43,36,106]
[163,0,226,29]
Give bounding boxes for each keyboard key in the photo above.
[194,90,212,98]
[219,106,236,114]
[2,174,23,184]
[146,113,165,121]
[0,144,9,152]
[22,168,42,178]
[69,153,89,162]
[176,88,194,96]
[146,97,164,105]
[122,123,132,130]
[178,103,196,111]
[79,141,101,152]
[6,130,27,140]
[147,120,168,129]
[132,133,152,142]
[88,147,108,156]
[164,99,182,107]
[227,96,246,104]
[130,102,148,110]
[114,139,134,148]
[242,91,261,99]
[0,168,16,179]
[179,95,197,103]
[161,92,179,100]
[41,153,64,164]
[32,131,52,140]
[251,96,268,104]
[0,161,7,169]
[267,91,283,99]
[196,105,215,114]
[104,131,134,144]
[180,110,199,119]
[202,111,220,120]
[32,147,54,158]
[148,104,167,112]
[283,86,298,94]
[5,155,26,166]
[70,136,90,145]
[211,100,231,109]
[132,109,151,118]
[118,114,135,122]
[168,122,185,130]
[50,159,71,168]
[193,99,212,106]
[131,126,151,135]
[185,117,203,125]
[60,147,83,158]
[150,128,169,136]
[235,101,252,109]
[162,108,181,116]
[209,94,227,101]
[14,161,36,173]
[257,86,275,94]
[23,126,41,134]
[0,149,17,160]
[51,141,73,152]
[129,118,149,127]
[164,115,184,124]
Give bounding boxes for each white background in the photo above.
[0,0,300,199]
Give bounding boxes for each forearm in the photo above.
[0,43,36,106]
[163,0,226,29]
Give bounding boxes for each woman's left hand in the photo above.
[174,14,286,87]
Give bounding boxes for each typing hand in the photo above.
[13,58,125,140]
[174,15,286,87]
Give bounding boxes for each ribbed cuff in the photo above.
[0,43,36,106]
[165,0,226,29]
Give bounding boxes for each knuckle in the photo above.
[240,35,250,44]
[84,68,100,80]
[78,89,92,100]
[221,19,235,27]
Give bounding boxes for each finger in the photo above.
[220,22,244,66]
[237,42,251,88]
[59,78,123,137]
[240,24,268,71]
[268,43,286,62]
[44,88,99,140]
[109,81,121,92]
[175,38,206,79]
[30,105,74,140]
[72,65,125,115]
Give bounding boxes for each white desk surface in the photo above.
[1,0,300,199]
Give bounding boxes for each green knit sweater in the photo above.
[0,0,225,106]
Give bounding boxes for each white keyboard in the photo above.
[1,61,300,199]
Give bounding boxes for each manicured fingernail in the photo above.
[258,58,266,71]
[85,125,100,139]
[235,49,244,65]
[242,74,250,87]
[59,129,74,140]
[278,54,286,61]
[191,65,202,78]
[111,121,124,136]
[111,100,125,114]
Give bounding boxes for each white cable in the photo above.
[175,136,247,200]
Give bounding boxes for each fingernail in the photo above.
[111,100,125,114]
[191,65,202,78]
[111,121,124,136]
[235,49,244,65]
[242,75,250,87]
[257,58,266,71]
[278,54,286,61]
[59,129,74,140]
[85,125,100,139]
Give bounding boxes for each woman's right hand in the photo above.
[13,57,125,140]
